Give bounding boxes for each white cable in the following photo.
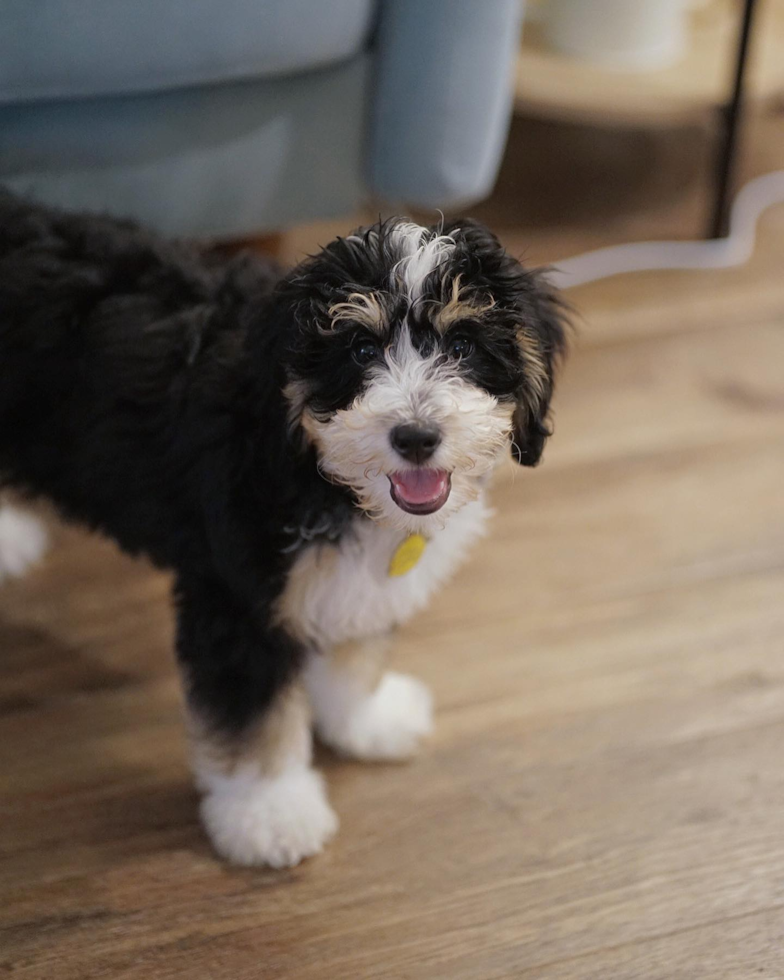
[548,169,784,290]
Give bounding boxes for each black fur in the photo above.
[0,193,566,744]
[282,216,567,463]
[438,218,568,466]
[0,191,355,736]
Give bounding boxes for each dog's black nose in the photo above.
[390,423,442,464]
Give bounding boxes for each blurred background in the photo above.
[4,0,783,259]
[2,2,784,977]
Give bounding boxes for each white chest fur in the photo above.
[278,497,491,649]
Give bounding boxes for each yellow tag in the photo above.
[389,534,427,577]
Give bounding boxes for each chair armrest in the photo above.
[367,0,523,210]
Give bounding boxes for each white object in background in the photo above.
[549,170,784,290]
[0,505,49,582]
[540,0,690,71]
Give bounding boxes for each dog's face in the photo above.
[280,218,567,533]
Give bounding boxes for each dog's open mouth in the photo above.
[389,469,451,515]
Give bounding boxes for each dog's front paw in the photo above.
[319,672,434,762]
[200,765,338,868]
[0,506,48,582]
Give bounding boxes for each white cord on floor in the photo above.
[547,169,784,290]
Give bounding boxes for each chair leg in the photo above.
[207,232,284,260]
[241,233,284,259]
[709,0,758,239]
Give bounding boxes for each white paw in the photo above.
[0,506,48,582]
[200,765,338,868]
[319,672,434,761]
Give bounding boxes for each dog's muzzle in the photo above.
[388,422,450,515]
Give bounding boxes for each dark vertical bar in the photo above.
[709,0,758,238]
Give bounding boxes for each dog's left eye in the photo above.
[352,338,381,366]
[446,336,474,359]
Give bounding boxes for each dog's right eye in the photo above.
[352,338,381,366]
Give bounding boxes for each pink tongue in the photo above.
[391,469,449,505]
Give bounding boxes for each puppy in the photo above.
[0,193,567,867]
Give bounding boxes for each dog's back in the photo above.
[0,192,278,562]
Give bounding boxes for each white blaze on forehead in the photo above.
[389,221,457,307]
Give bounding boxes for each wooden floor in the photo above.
[2,116,784,978]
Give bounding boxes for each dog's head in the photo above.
[278,218,568,533]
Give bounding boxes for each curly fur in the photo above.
[0,192,567,866]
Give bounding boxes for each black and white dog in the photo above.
[0,193,567,867]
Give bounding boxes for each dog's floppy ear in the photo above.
[510,270,569,467]
[436,218,569,467]
[511,408,551,467]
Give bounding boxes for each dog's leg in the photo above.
[177,582,338,867]
[188,683,338,868]
[0,503,48,583]
[304,635,433,761]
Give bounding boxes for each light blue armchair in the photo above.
[0,0,522,238]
